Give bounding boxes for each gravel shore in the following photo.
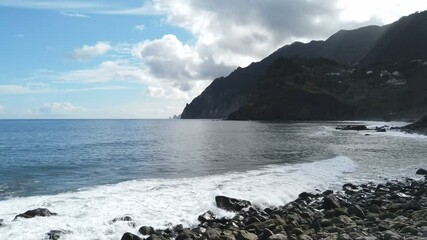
[120,170,427,240]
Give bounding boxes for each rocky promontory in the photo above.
[403,115,427,135]
[121,170,427,240]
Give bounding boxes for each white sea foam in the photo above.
[0,156,357,240]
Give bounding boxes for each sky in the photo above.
[0,0,426,119]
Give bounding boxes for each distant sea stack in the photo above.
[181,11,427,120]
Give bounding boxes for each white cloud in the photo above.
[54,58,210,100]
[134,24,145,31]
[0,85,31,94]
[62,86,130,93]
[0,1,160,16]
[37,102,86,115]
[151,0,345,67]
[68,41,112,60]
[0,104,4,112]
[57,60,147,83]
[132,34,202,80]
[131,34,233,95]
[60,11,89,18]
[337,0,427,23]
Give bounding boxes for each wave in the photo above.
[0,156,357,240]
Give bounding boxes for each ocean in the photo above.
[0,120,425,239]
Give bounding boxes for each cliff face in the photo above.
[228,58,358,120]
[228,58,427,120]
[182,11,427,120]
[359,11,427,66]
[181,25,384,119]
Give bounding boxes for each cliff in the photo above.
[182,11,427,120]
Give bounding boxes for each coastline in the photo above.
[0,123,426,239]
[118,171,427,240]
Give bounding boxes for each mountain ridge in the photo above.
[182,10,427,120]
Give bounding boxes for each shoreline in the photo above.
[119,171,427,240]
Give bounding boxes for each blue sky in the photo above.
[0,0,426,119]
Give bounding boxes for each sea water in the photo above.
[0,120,425,239]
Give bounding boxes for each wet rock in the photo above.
[248,219,277,232]
[139,226,155,235]
[147,234,168,240]
[375,127,386,132]
[320,219,332,227]
[112,216,132,223]
[367,204,380,213]
[298,235,312,240]
[337,233,352,240]
[205,228,222,240]
[259,229,274,240]
[198,210,216,223]
[176,228,197,240]
[378,221,392,231]
[334,208,348,216]
[322,195,341,210]
[290,228,303,235]
[322,190,334,196]
[14,208,57,220]
[336,125,368,131]
[0,219,3,227]
[411,209,427,220]
[401,226,418,235]
[46,230,71,240]
[237,230,258,240]
[112,216,133,223]
[416,168,427,175]
[298,192,316,202]
[382,230,401,240]
[173,224,184,234]
[222,231,236,240]
[216,196,252,212]
[405,200,422,211]
[348,205,365,219]
[121,232,144,240]
[192,227,206,235]
[267,234,287,240]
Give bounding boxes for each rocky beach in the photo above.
[117,171,427,240]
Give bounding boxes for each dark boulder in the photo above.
[198,210,216,223]
[375,126,387,132]
[336,125,368,131]
[176,228,197,240]
[0,219,3,227]
[405,200,422,211]
[139,226,155,235]
[146,234,168,240]
[14,208,57,220]
[348,205,365,219]
[215,196,251,212]
[416,168,427,175]
[322,190,334,196]
[322,195,341,210]
[121,232,143,240]
[204,228,222,240]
